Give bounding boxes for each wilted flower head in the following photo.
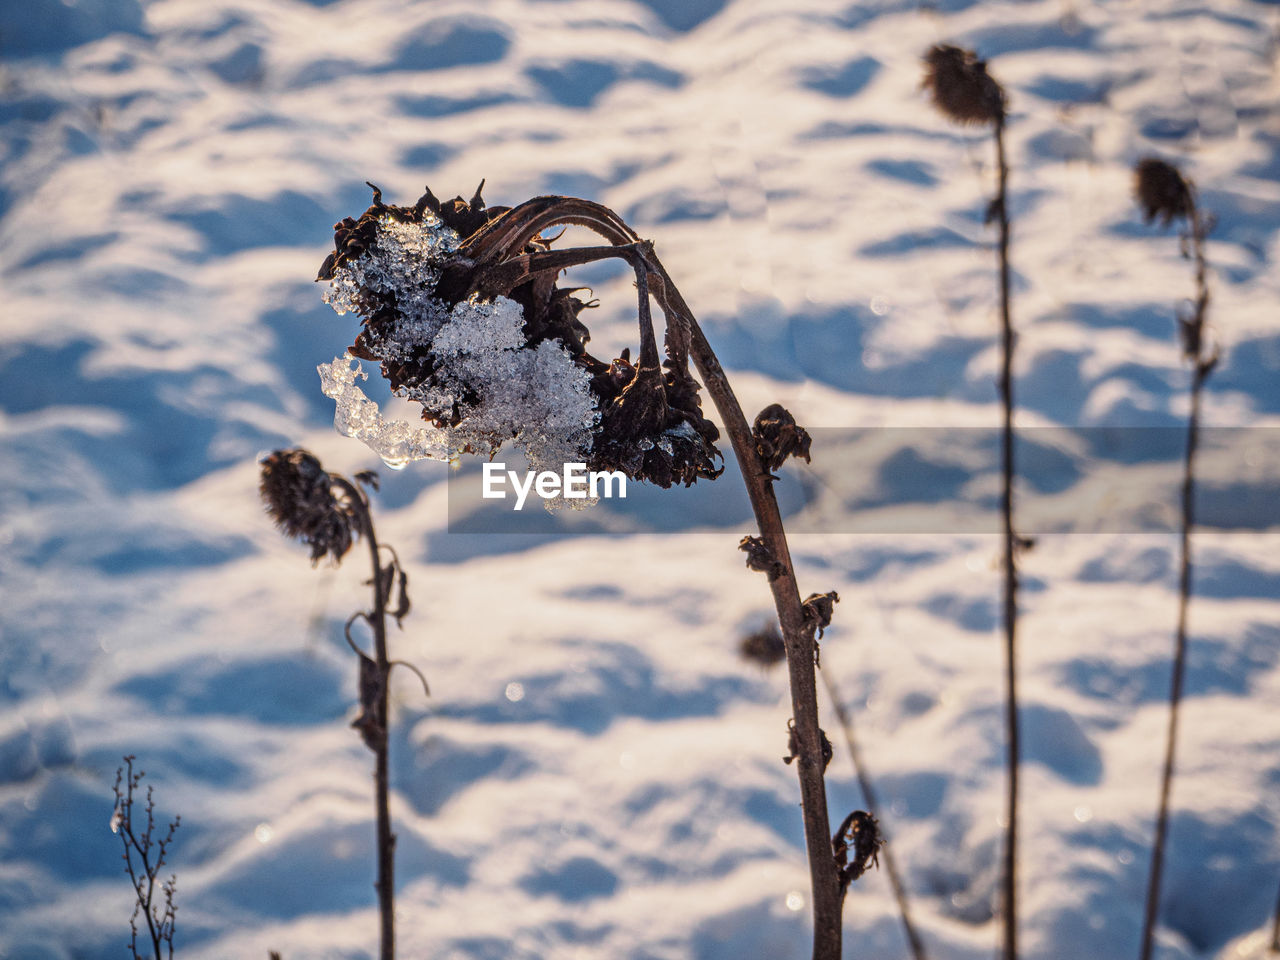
[1133,157,1193,227]
[260,448,358,565]
[923,44,1006,126]
[316,182,721,488]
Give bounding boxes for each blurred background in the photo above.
[1,0,1278,957]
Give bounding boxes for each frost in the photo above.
[319,213,600,472]
[323,214,460,327]
[408,296,599,473]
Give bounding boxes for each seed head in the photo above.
[1133,157,1193,227]
[923,44,1006,126]
[318,183,722,488]
[259,448,358,565]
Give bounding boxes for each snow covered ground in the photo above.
[1,0,1279,957]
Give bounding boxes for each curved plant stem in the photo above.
[1138,197,1213,960]
[651,266,843,960]
[1270,875,1280,952]
[819,669,928,960]
[992,116,1020,960]
[465,196,844,959]
[333,478,396,960]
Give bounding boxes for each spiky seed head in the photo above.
[923,44,1006,126]
[1134,157,1193,227]
[259,448,357,565]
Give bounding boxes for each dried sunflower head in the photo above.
[923,44,1006,126]
[1133,157,1193,227]
[316,182,722,488]
[259,448,357,565]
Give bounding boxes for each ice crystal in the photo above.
[322,214,459,326]
[319,295,598,471]
[318,356,450,467]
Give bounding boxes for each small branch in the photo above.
[1138,190,1214,960]
[647,258,842,960]
[1270,874,1280,952]
[331,477,396,960]
[994,116,1020,960]
[820,669,928,960]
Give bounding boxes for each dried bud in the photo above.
[351,652,385,751]
[739,623,786,667]
[783,718,833,771]
[802,591,840,639]
[923,44,1006,126]
[739,535,784,580]
[833,810,884,889]
[259,449,358,565]
[753,403,812,473]
[1134,157,1193,227]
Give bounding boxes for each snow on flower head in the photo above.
[316,182,722,487]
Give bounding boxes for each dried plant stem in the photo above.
[655,274,841,960]
[334,478,396,960]
[1270,876,1280,952]
[990,116,1020,960]
[1138,200,1213,960]
[819,669,928,960]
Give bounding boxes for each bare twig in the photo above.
[262,451,432,960]
[1135,160,1217,960]
[820,669,928,960]
[113,756,179,960]
[923,45,1018,960]
[993,112,1021,960]
[330,476,396,960]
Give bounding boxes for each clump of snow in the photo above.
[317,356,450,467]
[320,213,600,472]
[321,214,460,349]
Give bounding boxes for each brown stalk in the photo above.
[1138,180,1215,960]
[649,261,844,959]
[1270,876,1280,952]
[499,212,845,957]
[993,113,1020,960]
[819,669,928,960]
[332,476,396,960]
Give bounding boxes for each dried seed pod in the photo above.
[739,535,784,580]
[317,183,722,487]
[833,810,884,889]
[752,403,812,474]
[923,44,1006,126]
[802,591,840,639]
[259,448,358,565]
[1134,157,1193,227]
[739,623,786,667]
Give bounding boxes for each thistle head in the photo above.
[259,448,358,565]
[1133,157,1193,227]
[923,44,1006,126]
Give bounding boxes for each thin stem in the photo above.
[333,478,396,960]
[1269,875,1280,952]
[651,262,842,960]
[1139,198,1212,960]
[819,669,927,960]
[993,117,1019,960]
